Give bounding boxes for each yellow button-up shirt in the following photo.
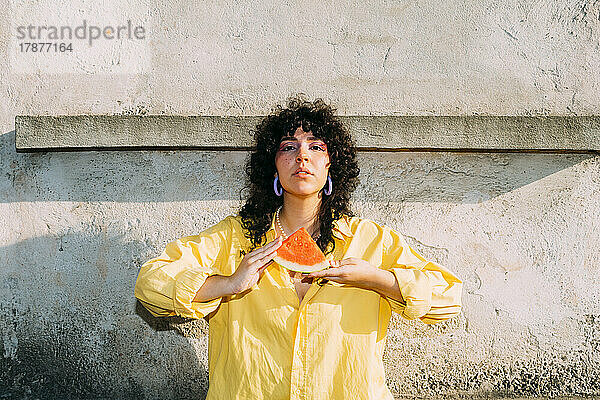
[134,213,462,400]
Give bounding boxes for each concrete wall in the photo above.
[1,0,599,399]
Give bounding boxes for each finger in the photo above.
[268,236,283,246]
[338,258,358,266]
[253,249,278,270]
[256,237,282,254]
[254,237,282,253]
[257,260,273,275]
[247,238,282,262]
[307,268,343,279]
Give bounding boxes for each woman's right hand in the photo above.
[228,237,282,294]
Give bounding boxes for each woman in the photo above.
[134,95,463,399]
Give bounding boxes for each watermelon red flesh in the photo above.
[272,227,330,273]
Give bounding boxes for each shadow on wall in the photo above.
[0,230,210,400]
[1,130,595,204]
[135,299,210,338]
[2,128,599,399]
[1,231,598,399]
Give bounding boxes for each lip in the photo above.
[294,168,313,175]
[293,172,312,178]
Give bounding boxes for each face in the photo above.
[275,127,331,198]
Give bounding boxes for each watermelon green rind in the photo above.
[272,255,330,273]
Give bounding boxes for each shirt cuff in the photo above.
[173,267,222,319]
[388,267,432,320]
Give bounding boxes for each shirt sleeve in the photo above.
[381,227,463,324]
[134,216,234,319]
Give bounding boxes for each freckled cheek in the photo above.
[275,152,288,161]
[275,153,293,170]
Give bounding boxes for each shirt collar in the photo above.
[267,211,354,240]
[332,214,354,239]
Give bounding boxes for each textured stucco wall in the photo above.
[1,0,600,399]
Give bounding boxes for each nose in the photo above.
[296,153,309,163]
[296,146,309,162]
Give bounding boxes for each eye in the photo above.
[310,143,326,151]
[279,143,296,151]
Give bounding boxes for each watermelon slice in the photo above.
[273,227,330,273]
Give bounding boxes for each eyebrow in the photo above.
[279,136,324,142]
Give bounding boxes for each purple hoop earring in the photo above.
[324,175,333,196]
[273,176,283,196]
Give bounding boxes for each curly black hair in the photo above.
[239,94,360,255]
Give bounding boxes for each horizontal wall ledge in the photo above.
[15,115,600,153]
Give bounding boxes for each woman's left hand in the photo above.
[306,257,379,287]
